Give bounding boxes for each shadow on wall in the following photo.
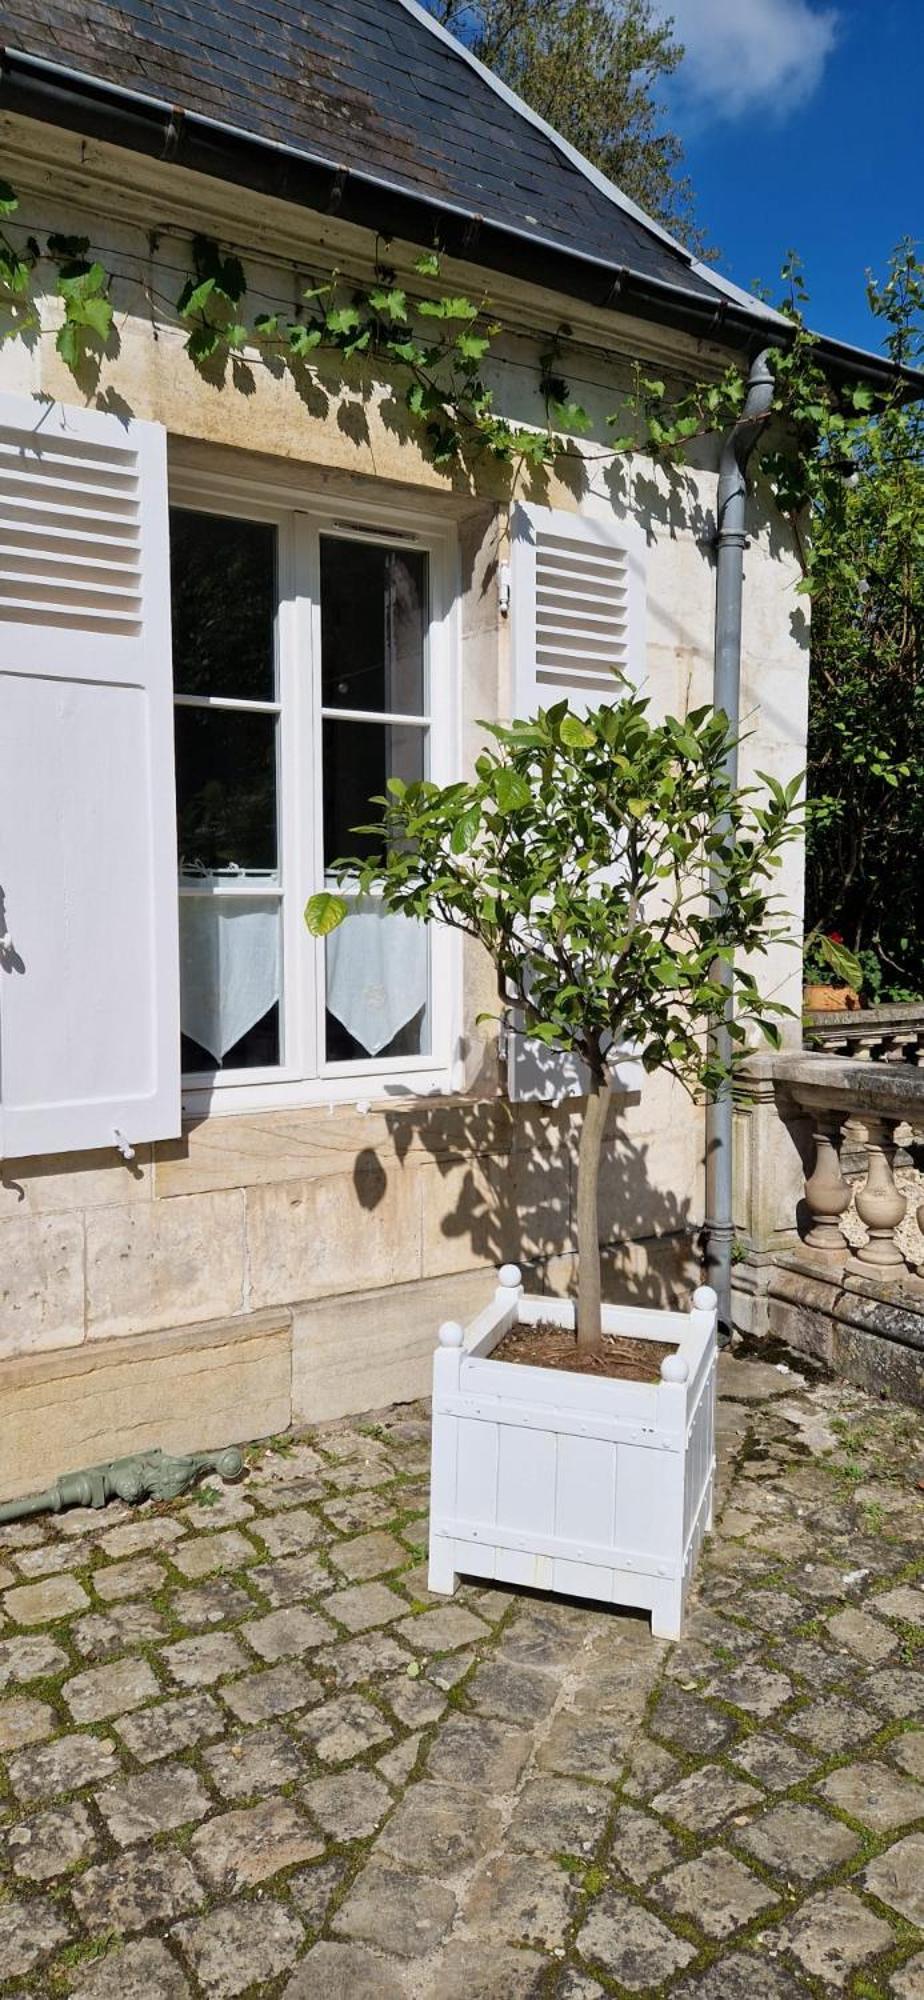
[373,1086,699,1311]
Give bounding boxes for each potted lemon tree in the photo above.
[307,695,796,1636]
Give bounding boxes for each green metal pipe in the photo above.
[0,1445,245,1525]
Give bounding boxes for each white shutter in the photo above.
[506,501,645,1103]
[0,393,180,1159]
[510,499,645,720]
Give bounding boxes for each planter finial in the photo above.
[497,1263,522,1291]
[438,1321,464,1348]
[660,1352,690,1383]
[692,1285,718,1313]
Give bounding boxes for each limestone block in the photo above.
[541,1230,697,1308]
[646,533,714,666]
[245,1157,421,1309]
[86,1192,245,1340]
[292,1268,495,1424]
[0,1308,291,1503]
[0,1211,85,1359]
[602,1233,699,1305]
[419,1156,508,1279]
[734,1067,809,1251]
[488,1147,574,1267]
[597,1075,701,1249]
[0,1148,153,1217]
[155,1099,515,1200]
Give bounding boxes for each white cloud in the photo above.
[657,0,839,121]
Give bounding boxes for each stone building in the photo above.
[0,0,901,1496]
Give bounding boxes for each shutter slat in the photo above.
[0,392,180,1160]
[0,572,143,605]
[0,420,136,466]
[0,545,140,580]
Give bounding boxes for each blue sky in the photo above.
[657,0,921,353]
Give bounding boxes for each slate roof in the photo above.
[0,0,740,310]
[2,0,921,389]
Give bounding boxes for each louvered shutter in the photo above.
[0,393,180,1159]
[510,500,645,719]
[506,502,644,1103]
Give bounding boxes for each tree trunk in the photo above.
[575,1071,612,1352]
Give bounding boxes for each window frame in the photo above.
[170,466,462,1117]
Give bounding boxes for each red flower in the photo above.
[827,930,844,944]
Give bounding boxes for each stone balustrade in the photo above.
[804,1000,924,1066]
[733,1053,924,1407]
[776,1054,924,1277]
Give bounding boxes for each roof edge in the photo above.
[2,43,921,398]
[395,0,791,333]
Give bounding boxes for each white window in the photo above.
[169,476,459,1114]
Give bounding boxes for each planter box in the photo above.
[428,1268,718,1639]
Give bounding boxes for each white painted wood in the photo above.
[428,1281,717,1638]
[510,501,646,718]
[171,469,462,1120]
[0,394,180,1159]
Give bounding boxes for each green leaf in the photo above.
[187,324,223,363]
[559,715,595,749]
[386,337,428,366]
[0,180,18,217]
[550,399,592,435]
[418,295,478,320]
[817,935,863,990]
[493,768,531,812]
[368,285,407,322]
[303,892,349,937]
[450,806,480,854]
[456,330,490,361]
[413,251,442,277]
[76,294,114,339]
[288,324,323,357]
[55,318,80,370]
[178,274,217,317]
[325,305,363,335]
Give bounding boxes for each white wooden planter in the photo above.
[428,1268,718,1639]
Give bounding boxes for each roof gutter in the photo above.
[0,46,755,343]
[4,43,921,395]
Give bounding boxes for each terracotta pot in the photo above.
[803,983,862,1012]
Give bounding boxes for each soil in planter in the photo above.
[493,1321,678,1383]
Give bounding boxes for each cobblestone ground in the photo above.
[1,1348,923,2000]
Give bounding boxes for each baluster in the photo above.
[803,1115,850,1255]
[854,1117,908,1271]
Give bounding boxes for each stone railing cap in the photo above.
[804,1001,924,1029]
[767,1052,924,1116]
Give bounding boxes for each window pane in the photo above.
[176,708,278,873]
[321,538,427,714]
[323,718,425,866]
[179,896,281,1071]
[325,898,429,1061]
[171,508,276,700]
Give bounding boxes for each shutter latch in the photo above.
[113,1128,136,1162]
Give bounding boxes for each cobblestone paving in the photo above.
[1,1348,922,1998]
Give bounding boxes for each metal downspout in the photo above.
[704,350,775,1339]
